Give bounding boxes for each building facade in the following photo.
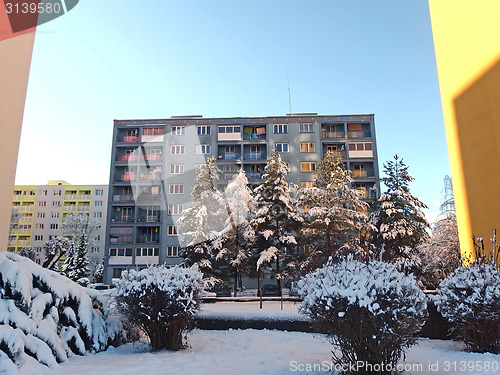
[104,114,380,283]
[9,180,108,268]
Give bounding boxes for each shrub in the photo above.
[115,265,203,351]
[435,264,500,353]
[0,252,120,373]
[299,258,427,374]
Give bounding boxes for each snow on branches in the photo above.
[0,253,120,373]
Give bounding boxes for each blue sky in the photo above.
[15,0,449,221]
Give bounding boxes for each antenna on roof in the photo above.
[287,71,292,114]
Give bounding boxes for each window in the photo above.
[170,145,185,155]
[300,142,315,152]
[299,123,314,133]
[170,164,184,174]
[143,127,164,136]
[168,225,178,236]
[168,204,183,215]
[94,212,102,218]
[136,248,159,257]
[301,162,316,172]
[275,143,289,153]
[167,246,180,257]
[91,247,100,253]
[169,184,184,194]
[50,223,59,230]
[95,234,101,241]
[109,248,133,257]
[171,126,185,135]
[53,190,61,196]
[301,182,316,188]
[95,189,104,196]
[348,142,372,151]
[40,190,47,196]
[52,201,61,207]
[273,124,288,134]
[34,235,43,241]
[197,125,211,135]
[36,223,44,229]
[218,125,241,133]
[196,144,211,154]
[95,200,103,206]
[37,212,45,219]
[51,212,59,218]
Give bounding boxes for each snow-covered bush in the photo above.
[0,252,120,373]
[115,265,203,351]
[299,258,427,374]
[436,264,500,353]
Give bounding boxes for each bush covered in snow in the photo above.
[115,265,203,351]
[436,264,500,353]
[299,258,427,374]
[0,252,120,373]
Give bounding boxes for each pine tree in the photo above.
[177,157,226,283]
[19,246,38,262]
[214,170,256,296]
[252,150,303,281]
[370,155,429,271]
[298,151,374,272]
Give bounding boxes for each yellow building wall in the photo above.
[429,0,500,263]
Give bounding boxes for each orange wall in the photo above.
[429,0,500,263]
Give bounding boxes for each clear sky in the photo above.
[15,0,450,222]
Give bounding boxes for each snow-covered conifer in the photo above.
[62,234,91,281]
[298,151,374,272]
[370,155,429,272]
[252,150,302,279]
[19,246,38,262]
[42,236,73,270]
[214,170,255,295]
[177,157,226,282]
[61,213,100,252]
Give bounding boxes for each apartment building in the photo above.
[8,180,108,267]
[104,114,380,283]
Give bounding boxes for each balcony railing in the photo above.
[223,172,238,180]
[139,174,162,181]
[322,131,345,139]
[8,240,17,245]
[121,136,139,143]
[242,132,266,141]
[77,206,90,211]
[117,154,138,162]
[137,236,160,244]
[138,215,161,223]
[112,194,135,202]
[64,194,77,199]
[17,240,30,246]
[111,215,134,222]
[12,195,21,200]
[351,170,372,178]
[109,236,134,244]
[324,151,346,158]
[63,206,76,211]
[19,217,32,222]
[78,195,91,200]
[348,131,371,138]
[218,152,241,160]
[142,154,162,161]
[137,194,161,202]
[246,172,264,180]
[20,206,34,211]
[243,152,266,160]
[118,174,135,182]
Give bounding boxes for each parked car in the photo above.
[213,285,232,297]
[288,281,300,297]
[258,284,282,297]
[200,289,217,302]
[88,283,116,291]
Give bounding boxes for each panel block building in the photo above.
[104,114,380,283]
[9,180,108,268]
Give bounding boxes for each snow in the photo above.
[29,330,500,375]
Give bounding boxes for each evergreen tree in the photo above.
[61,235,91,281]
[370,155,429,271]
[177,157,226,284]
[61,213,99,254]
[42,236,73,270]
[214,170,256,296]
[252,150,303,281]
[298,152,374,272]
[19,246,38,262]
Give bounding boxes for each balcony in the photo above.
[137,194,162,202]
[322,131,345,139]
[109,236,134,244]
[112,194,135,202]
[137,215,161,223]
[118,173,135,182]
[142,154,162,162]
[63,206,76,211]
[242,126,267,140]
[19,217,32,222]
[77,206,90,211]
[108,256,133,266]
[111,215,134,222]
[348,130,371,138]
[122,135,139,143]
[17,240,30,246]
[20,206,34,211]
[246,171,264,180]
[64,194,77,199]
[218,152,241,161]
[243,151,266,160]
[12,195,21,200]
[139,173,162,182]
[8,240,17,246]
[117,154,138,162]
[137,235,160,244]
[78,194,91,200]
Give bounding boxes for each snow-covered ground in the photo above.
[35,329,500,375]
